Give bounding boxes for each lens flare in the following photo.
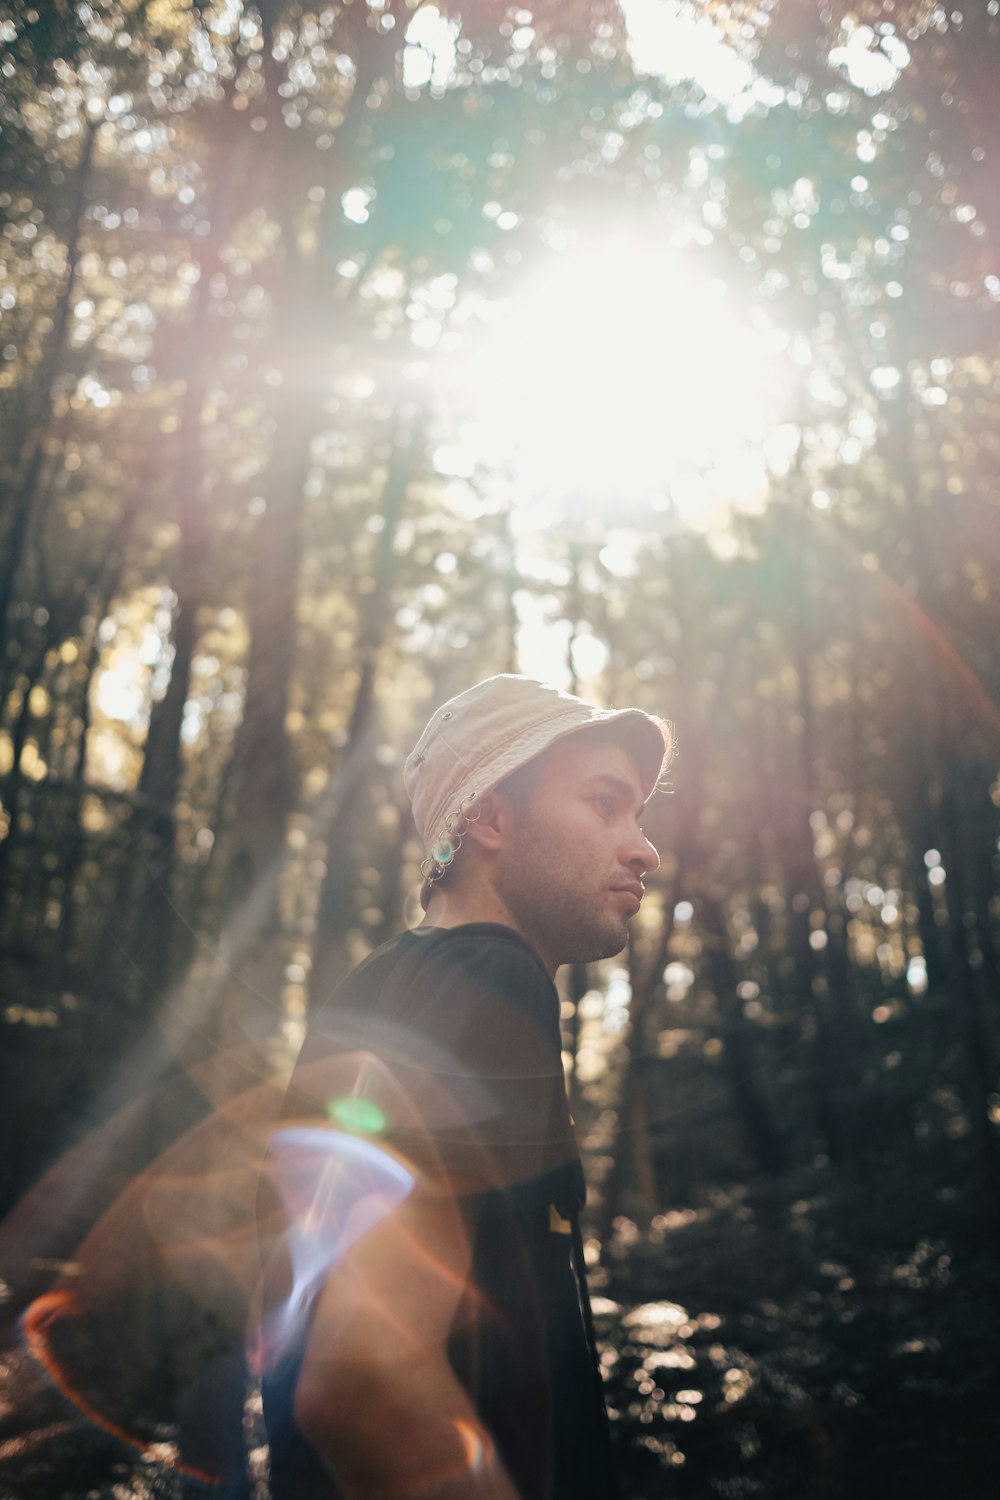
[454,1417,494,1472]
[19,1292,224,1488]
[326,1095,388,1134]
[263,1127,414,1361]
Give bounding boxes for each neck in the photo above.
[423,879,558,977]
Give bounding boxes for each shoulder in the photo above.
[415,924,553,993]
[306,924,559,1067]
[343,923,554,1014]
[315,925,551,1022]
[413,926,558,1036]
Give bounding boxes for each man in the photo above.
[259,675,671,1500]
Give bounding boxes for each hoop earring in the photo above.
[421,793,483,886]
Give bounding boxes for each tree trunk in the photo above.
[0,640,55,931]
[596,920,673,1248]
[209,3,403,1064]
[123,195,229,1001]
[60,531,135,959]
[785,624,857,1165]
[308,441,413,1008]
[882,360,1000,1212]
[701,893,786,1176]
[937,752,1000,1209]
[0,119,98,697]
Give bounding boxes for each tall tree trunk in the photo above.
[882,363,1000,1212]
[205,3,404,1076]
[61,522,136,958]
[937,750,1000,1208]
[0,640,55,930]
[786,640,852,1164]
[123,180,231,1003]
[0,119,98,697]
[597,617,701,1242]
[701,893,786,1176]
[596,912,674,1249]
[777,493,866,1165]
[59,642,99,961]
[308,442,413,1009]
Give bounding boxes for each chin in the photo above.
[572,925,628,964]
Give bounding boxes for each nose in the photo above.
[624,826,659,878]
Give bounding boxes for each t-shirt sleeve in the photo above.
[282,933,577,1197]
[401,935,575,1192]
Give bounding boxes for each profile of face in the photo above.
[490,728,660,971]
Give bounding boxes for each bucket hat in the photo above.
[404,674,672,889]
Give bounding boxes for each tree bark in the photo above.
[701,892,786,1176]
[123,164,234,1000]
[0,118,98,698]
[212,1,404,1056]
[308,440,413,1008]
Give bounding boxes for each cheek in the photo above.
[583,833,616,879]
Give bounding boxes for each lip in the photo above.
[611,884,643,911]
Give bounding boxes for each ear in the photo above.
[461,791,512,854]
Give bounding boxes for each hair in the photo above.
[419,755,544,909]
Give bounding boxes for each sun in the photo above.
[438,234,789,535]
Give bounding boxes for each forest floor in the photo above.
[601,1158,999,1499]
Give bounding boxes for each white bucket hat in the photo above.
[404,674,672,892]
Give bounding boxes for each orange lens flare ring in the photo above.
[21,1291,224,1489]
[454,1416,494,1472]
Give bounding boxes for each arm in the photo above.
[281,934,568,1497]
[293,1185,522,1500]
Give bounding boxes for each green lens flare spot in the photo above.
[432,840,455,865]
[327,1096,387,1135]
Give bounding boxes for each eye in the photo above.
[593,795,616,816]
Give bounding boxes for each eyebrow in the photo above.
[583,772,646,814]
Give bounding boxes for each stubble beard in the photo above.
[495,808,631,967]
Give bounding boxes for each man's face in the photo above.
[492,730,660,970]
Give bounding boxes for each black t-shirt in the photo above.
[260,923,618,1500]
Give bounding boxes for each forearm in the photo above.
[295,1355,522,1500]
